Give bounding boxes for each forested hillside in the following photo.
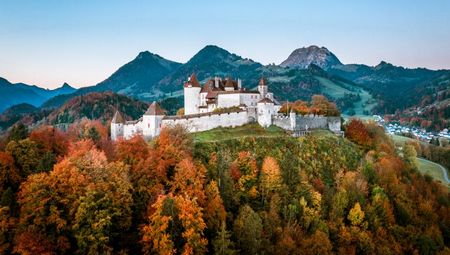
[0,120,448,254]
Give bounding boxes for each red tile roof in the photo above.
[200,80,214,93]
[184,73,201,88]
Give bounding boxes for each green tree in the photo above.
[233,205,263,254]
[73,162,133,254]
[8,123,28,142]
[213,221,237,255]
[38,152,56,172]
[403,144,418,170]
[87,126,101,143]
[6,138,41,176]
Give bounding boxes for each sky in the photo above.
[0,0,449,89]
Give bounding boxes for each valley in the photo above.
[1,45,448,134]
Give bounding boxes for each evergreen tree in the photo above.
[233,205,263,254]
[213,221,237,255]
[8,123,28,142]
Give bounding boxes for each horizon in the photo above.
[1,0,450,89]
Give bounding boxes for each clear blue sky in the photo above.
[1,0,449,89]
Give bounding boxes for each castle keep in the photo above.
[111,74,341,140]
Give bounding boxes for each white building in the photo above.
[111,74,341,140]
[184,74,277,116]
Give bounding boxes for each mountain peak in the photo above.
[188,45,238,65]
[196,45,231,57]
[376,61,393,67]
[280,45,342,70]
[61,82,73,89]
[136,51,157,59]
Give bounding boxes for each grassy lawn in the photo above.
[315,76,376,115]
[391,135,449,187]
[390,134,429,147]
[353,89,377,115]
[315,76,352,98]
[192,123,288,142]
[417,158,450,187]
[391,134,415,144]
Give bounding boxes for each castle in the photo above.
[111,74,341,140]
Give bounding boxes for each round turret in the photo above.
[184,73,201,115]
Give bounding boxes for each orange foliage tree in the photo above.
[14,140,133,254]
[204,181,226,231]
[279,95,340,116]
[0,152,21,193]
[141,194,208,255]
[260,156,283,204]
[170,158,206,205]
[345,119,373,149]
[29,125,69,157]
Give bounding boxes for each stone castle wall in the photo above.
[162,111,250,133]
[272,115,292,130]
[272,114,341,133]
[295,115,341,132]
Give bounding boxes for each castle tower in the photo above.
[142,101,166,139]
[257,97,274,128]
[184,73,201,115]
[290,109,296,131]
[111,110,125,141]
[258,77,268,98]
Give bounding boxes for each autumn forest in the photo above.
[0,118,449,255]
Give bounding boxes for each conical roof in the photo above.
[200,80,214,93]
[144,102,166,115]
[184,73,201,87]
[112,110,125,124]
[258,77,267,86]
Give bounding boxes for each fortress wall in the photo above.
[294,115,341,132]
[123,121,143,139]
[295,115,327,130]
[162,111,250,133]
[272,115,291,130]
[327,117,342,133]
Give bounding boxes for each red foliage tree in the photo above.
[345,119,373,149]
[29,125,69,157]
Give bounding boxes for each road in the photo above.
[418,157,450,184]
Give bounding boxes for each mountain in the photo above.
[37,45,372,116]
[158,45,263,91]
[77,51,182,99]
[45,92,149,125]
[14,44,447,120]
[280,46,342,70]
[328,61,450,113]
[0,103,39,130]
[0,78,76,113]
[0,92,151,133]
